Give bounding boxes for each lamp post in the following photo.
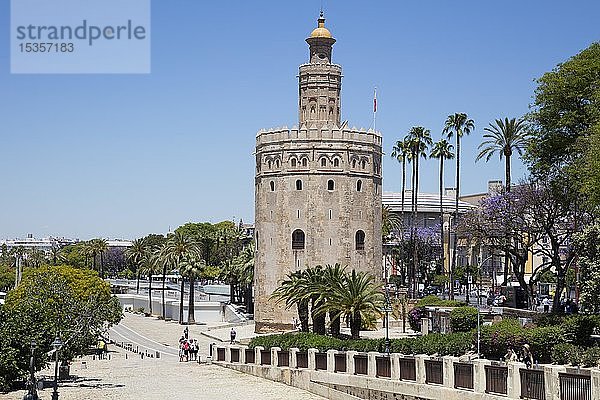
[51,335,63,400]
[23,340,38,400]
[383,285,392,355]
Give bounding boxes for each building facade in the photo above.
[254,13,383,332]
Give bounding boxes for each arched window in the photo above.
[275,159,280,168]
[321,158,327,167]
[357,180,363,192]
[291,158,297,167]
[270,181,275,191]
[355,230,365,250]
[268,160,272,169]
[333,158,340,167]
[361,160,366,169]
[292,229,305,250]
[302,158,308,167]
[296,179,303,190]
[327,180,335,191]
[352,159,357,168]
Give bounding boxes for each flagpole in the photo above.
[373,86,377,132]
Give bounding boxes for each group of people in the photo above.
[179,327,199,362]
[504,344,535,368]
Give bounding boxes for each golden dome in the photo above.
[310,12,332,38]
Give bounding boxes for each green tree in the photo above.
[317,269,383,339]
[0,265,121,390]
[125,238,149,294]
[271,270,310,332]
[179,254,205,325]
[477,117,530,193]
[430,138,455,273]
[443,112,475,299]
[391,138,412,234]
[163,232,200,324]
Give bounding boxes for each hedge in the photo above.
[248,332,474,356]
[450,307,478,332]
[416,295,465,307]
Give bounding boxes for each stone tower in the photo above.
[254,13,383,333]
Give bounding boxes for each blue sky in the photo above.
[1,1,598,240]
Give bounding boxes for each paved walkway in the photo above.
[0,313,325,400]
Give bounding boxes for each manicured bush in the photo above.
[416,295,464,307]
[526,325,565,363]
[450,307,478,332]
[533,312,565,327]
[478,319,527,360]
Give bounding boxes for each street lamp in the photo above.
[383,285,392,355]
[23,340,38,400]
[51,335,63,400]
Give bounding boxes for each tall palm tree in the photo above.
[125,238,148,294]
[382,205,402,241]
[152,243,171,320]
[164,231,200,324]
[317,269,383,339]
[476,117,530,284]
[318,264,347,336]
[430,139,455,278]
[391,138,412,233]
[179,254,205,325]
[407,127,432,297]
[476,117,530,193]
[144,249,160,315]
[49,244,66,266]
[302,266,326,335]
[88,238,108,279]
[443,113,475,299]
[235,244,255,312]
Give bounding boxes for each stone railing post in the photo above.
[346,351,357,375]
[271,347,281,367]
[308,348,318,370]
[473,359,490,393]
[289,347,299,368]
[507,362,525,399]
[367,352,378,377]
[225,345,232,363]
[326,350,336,373]
[421,318,429,335]
[442,356,456,389]
[255,346,264,365]
[544,365,565,400]
[591,369,600,400]
[415,355,427,384]
[390,353,401,380]
[239,345,248,364]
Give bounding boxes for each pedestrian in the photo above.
[504,347,518,362]
[542,297,551,313]
[521,344,534,368]
[184,326,189,340]
[179,342,184,362]
[183,339,190,362]
[230,328,237,344]
[192,339,199,361]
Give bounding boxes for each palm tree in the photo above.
[430,139,455,278]
[391,138,412,233]
[477,118,529,193]
[303,266,326,335]
[319,264,347,336]
[382,204,402,241]
[152,243,171,320]
[235,245,255,312]
[49,244,66,266]
[406,127,432,297]
[125,238,148,294]
[164,231,200,324]
[179,254,205,325]
[476,117,530,284]
[271,270,309,332]
[144,249,160,315]
[317,269,383,339]
[443,113,475,299]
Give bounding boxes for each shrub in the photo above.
[408,307,426,332]
[450,307,478,332]
[533,312,565,327]
[526,326,565,363]
[551,343,583,365]
[561,315,600,347]
[581,346,600,367]
[478,319,526,360]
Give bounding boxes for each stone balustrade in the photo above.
[212,344,600,400]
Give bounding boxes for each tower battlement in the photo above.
[256,126,382,146]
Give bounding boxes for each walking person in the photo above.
[230,328,237,344]
[521,344,534,368]
[542,297,551,313]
